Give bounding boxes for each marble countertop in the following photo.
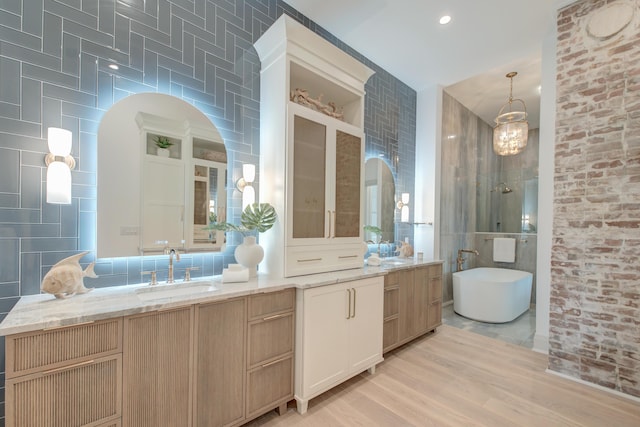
[0,257,442,336]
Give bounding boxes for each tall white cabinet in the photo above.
[254,15,374,278]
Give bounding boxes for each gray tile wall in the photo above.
[0,0,416,420]
[440,91,538,304]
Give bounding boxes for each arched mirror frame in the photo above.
[364,157,396,247]
[97,93,228,258]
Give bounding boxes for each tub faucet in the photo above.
[164,248,181,283]
[456,249,479,272]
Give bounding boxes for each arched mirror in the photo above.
[364,158,395,244]
[97,93,227,257]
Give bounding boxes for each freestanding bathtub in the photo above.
[452,267,533,323]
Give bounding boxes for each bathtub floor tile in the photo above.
[442,304,536,350]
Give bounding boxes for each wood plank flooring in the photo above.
[246,325,640,427]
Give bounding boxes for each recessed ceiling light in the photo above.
[439,15,452,25]
[108,64,119,70]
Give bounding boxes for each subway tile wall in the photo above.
[0,0,416,419]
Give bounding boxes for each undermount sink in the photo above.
[382,260,407,266]
[135,281,217,300]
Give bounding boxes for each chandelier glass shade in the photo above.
[493,72,528,156]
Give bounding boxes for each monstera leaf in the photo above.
[241,203,277,233]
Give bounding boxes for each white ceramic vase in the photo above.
[234,236,264,277]
[156,147,170,157]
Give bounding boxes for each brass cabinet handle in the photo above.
[262,313,288,321]
[43,359,95,376]
[297,258,322,263]
[261,356,289,369]
[331,210,336,238]
[338,255,358,259]
[352,288,356,318]
[43,320,95,331]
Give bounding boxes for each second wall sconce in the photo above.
[236,163,255,209]
[397,192,410,223]
[45,127,75,205]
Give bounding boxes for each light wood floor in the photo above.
[246,325,640,427]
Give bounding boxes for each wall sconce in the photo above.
[45,127,75,204]
[397,192,410,223]
[236,163,255,209]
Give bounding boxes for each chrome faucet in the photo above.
[456,249,479,272]
[165,248,180,283]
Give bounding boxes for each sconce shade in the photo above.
[47,127,72,156]
[242,185,255,209]
[493,72,528,156]
[47,161,72,204]
[243,163,255,183]
[401,192,410,204]
[401,205,409,223]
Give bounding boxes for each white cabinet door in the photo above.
[287,103,364,247]
[295,276,383,414]
[347,278,384,373]
[141,155,185,252]
[300,282,350,398]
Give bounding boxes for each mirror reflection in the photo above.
[364,158,395,244]
[97,93,227,257]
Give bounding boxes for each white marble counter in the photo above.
[0,257,442,336]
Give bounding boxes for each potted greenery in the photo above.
[154,135,173,157]
[207,202,277,277]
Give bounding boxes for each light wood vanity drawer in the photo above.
[246,355,293,419]
[383,286,399,318]
[248,288,295,319]
[384,271,399,288]
[5,318,123,378]
[428,263,442,277]
[247,312,294,367]
[6,354,122,427]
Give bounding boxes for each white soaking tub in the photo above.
[452,267,532,323]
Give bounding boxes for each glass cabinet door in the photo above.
[292,115,327,239]
[334,130,361,238]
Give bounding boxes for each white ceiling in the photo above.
[282,0,574,128]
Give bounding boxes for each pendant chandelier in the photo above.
[493,71,528,156]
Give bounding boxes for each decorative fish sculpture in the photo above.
[41,251,98,299]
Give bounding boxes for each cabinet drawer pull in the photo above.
[43,359,95,375]
[352,288,356,318]
[346,289,352,319]
[338,255,358,259]
[262,313,288,321]
[43,320,95,331]
[297,258,322,263]
[261,356,289,368]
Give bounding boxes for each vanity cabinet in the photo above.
[123,307,193,427]
[120,290,292,427]
[4,318,123,427]
[255,15,374,278]
[383,263,443,353]
[294,277,383,414]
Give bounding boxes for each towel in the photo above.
[222,264,249,283]
[493,238,516,263]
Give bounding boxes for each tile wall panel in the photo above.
[0,1,416,420]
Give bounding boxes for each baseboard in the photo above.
[546,369,640,404]
[442,300,453,307]
[532,333,549,354]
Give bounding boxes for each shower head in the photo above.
[502,186,512,194]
